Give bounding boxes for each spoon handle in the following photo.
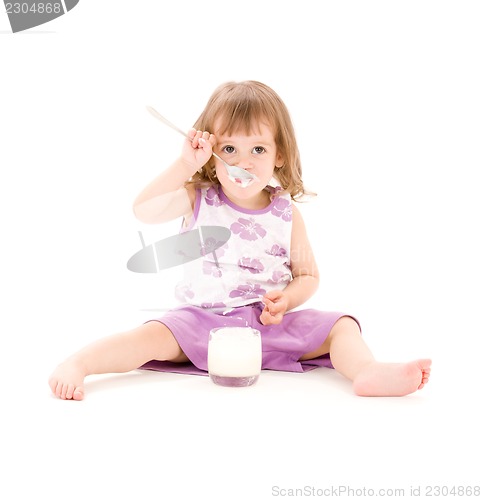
[146,106,190,139]
[146,106,227,164]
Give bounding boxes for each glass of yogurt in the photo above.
[208,327,262,387]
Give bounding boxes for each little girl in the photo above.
[49,80,431,400]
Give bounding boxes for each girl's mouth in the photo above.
[228,175,256,188]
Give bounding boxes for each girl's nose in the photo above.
[236,155,254,170]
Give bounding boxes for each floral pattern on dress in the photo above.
[203,260,222,278]
[175,284,195,302]
[230,217,267,241]
[268,270,292,285]
[175,187,293,308]
[205,187,224,207]
[200,237,226,258]
[200,301,226,309]
[266,244,288,258]
[229,283,266,300]
[271,197,292,221]
[238,257,264,274]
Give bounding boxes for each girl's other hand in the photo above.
[260,290,288,326]
[181,128,216,174]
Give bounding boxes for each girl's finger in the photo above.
[262,297,274,312]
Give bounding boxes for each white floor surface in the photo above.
[2,2,481,499]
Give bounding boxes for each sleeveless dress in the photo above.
[140,185,359,376]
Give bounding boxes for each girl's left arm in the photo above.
[260,204,319,325]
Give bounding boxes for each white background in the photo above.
[1,1,481,499]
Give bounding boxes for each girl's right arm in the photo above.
[133,129,215,224]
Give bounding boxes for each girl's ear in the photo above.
[275,152,284,169]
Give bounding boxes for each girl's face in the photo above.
[212,120,283,206]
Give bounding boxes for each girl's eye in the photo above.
[222,146,236,154]
[253,146,265,154]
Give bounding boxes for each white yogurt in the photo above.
[228,175,255,187]
[208,327,262,378]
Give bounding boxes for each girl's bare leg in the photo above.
[48,321,187,401]
[300,316,431,396]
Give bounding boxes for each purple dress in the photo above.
[140,185,359,376]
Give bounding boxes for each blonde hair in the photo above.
[187,80,314,201]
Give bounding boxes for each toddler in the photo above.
[49,81,431,400]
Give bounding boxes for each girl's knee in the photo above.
[299,316,360,361]
[142,321,187,362]
[331,316,360,334]
[326,316,360,345]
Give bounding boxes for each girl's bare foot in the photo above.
[49,360,86,400]
[353,359,432,397]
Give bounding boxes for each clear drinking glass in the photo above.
[208,327,262,387]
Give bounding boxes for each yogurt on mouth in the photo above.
[227,175,256,188]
